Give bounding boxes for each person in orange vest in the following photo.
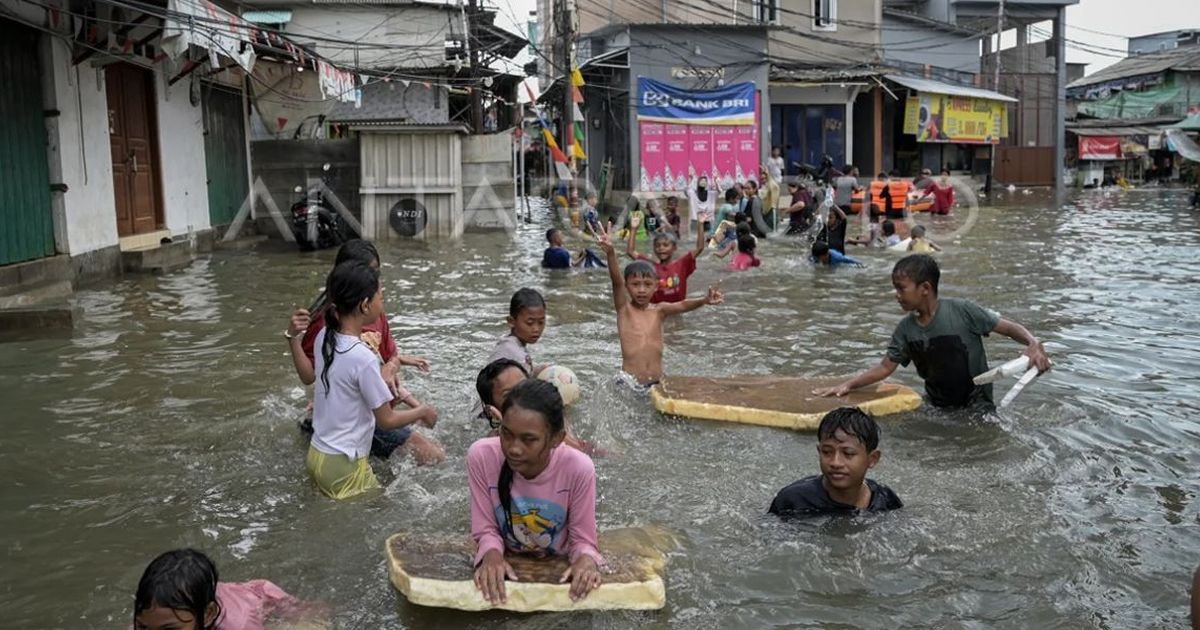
[868,173,889,218]
[885,169,912,220]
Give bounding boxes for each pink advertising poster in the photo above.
[735,125,759,184]
[663,124,690,192]
[712,126,737,190]
[638,122,665,191]
[688,125,713,190]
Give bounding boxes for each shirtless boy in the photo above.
[597,226,723,392]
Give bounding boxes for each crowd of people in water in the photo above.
[131,160,1078,628]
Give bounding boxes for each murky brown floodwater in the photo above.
[1,187,1198,628]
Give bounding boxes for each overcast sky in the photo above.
[491,0,1199,77]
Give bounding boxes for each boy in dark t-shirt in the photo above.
[815,254,1052,408]
[769,408,902,518]
[542,228,571,269]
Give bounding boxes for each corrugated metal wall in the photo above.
[0,19,55,266]
[360,132,462,240]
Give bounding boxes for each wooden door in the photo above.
[107,64,161,236]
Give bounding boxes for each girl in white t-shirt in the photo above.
[308,261,438,499]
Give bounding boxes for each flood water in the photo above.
[1,188,1197,628]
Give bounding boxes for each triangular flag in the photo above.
[524,81,538,104]
[573,121,586,144]
[555,162,572,182]
[572,102,584,122]
[541,128,560,151]
[571,142,587,161]
[571,84,584,104]
[570,68,585,87]
[276,117,288,132]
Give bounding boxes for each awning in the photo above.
[1167,112,1200,130]
[242,10,292,24]
[886,74,1018,103]
[1068,126,1159,136]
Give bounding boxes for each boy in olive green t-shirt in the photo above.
[815,255,1052,409]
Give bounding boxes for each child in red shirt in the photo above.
[624,213,706,303]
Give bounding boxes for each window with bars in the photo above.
[812,0,837,32]
[756,0,779,24]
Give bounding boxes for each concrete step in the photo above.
[0,280,74,310]
[0,255,72,296]
[0,305,79,341]
[121,239,195,274]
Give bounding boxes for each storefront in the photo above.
[887,75,1016,179]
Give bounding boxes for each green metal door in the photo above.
[0,19,55,266]
[203,85,249,228]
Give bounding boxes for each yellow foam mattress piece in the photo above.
[386,526,672,613]
[651,375,921,430]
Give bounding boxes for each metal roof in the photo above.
[1067,126,1159,136]
[1067,47,1200,90]
[885,74,1018,103]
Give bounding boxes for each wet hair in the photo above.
[735,222,752,238]
[320,261,380,394]
[724,189,739,203]
[877,172,888,179]
[508,288,546,318]
[476,358,529,428]
[817,407,880,451]
[666,195,678,205]
[652,231,677,246]
[134,549,221,630]
[811,241,830,258]
[940,168,950,175]
[334,239,380,267]
[545,228,561,244]
[496,380,566,538]
[736,233,756,254]
[843,164,854,174]
[911,224,927,238]
[624,259,657,280]
[893,254,940,293]
[881,220,896,236]
[746,179,758,190]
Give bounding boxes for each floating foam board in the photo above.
[651,376,922,431]
[386,527,671,612]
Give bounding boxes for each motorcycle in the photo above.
[290,163,353,251]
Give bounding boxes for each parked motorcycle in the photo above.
[290,163,352,251]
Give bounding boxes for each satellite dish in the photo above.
[388,199,427,237]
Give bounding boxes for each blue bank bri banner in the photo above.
[637,78,756,125]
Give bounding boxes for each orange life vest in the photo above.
[887,180,910,214]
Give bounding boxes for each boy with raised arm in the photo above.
[815,254,1051,409]
[625,207,707,304]
[599,226,722,392]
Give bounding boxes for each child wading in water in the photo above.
[307,261,438,499]
[488,289,545,375]
[468,380,603,604]
[133,549,308,630]
[815,255,1051,409]
[626,210,707,304]
[475,358,603,455]
[286,240,443,465]
[600,225,723,391]
[769,408,902,519]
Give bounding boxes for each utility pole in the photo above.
[557,0,575,199]
[467,0,484,132]
[993,0,1004,91]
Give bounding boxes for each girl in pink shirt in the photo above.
[133,549,309,630]
[468,379,603,605]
